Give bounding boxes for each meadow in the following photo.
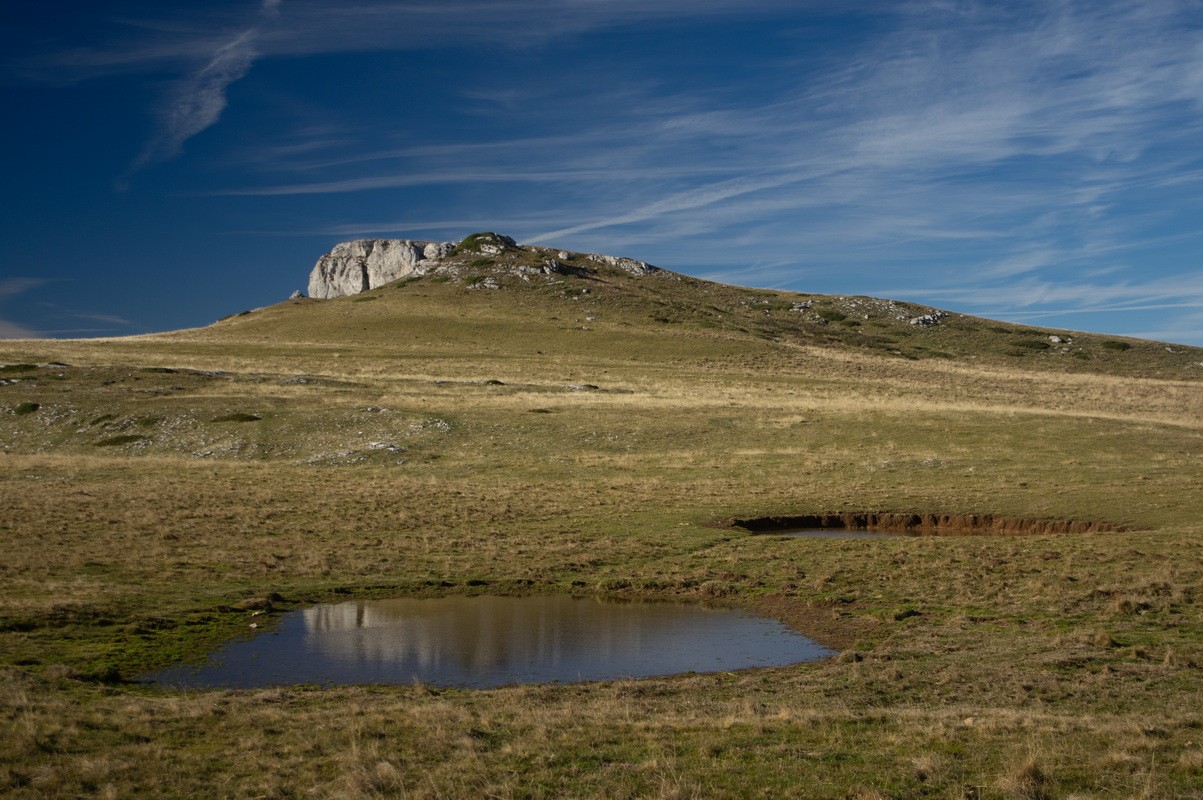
[1,250,1201,798]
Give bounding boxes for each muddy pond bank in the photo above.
[729,512,1130,536]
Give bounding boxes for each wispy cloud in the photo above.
[0,279,135,340]
[11,1,1203,343]
[527,170,823,242]
[0,277,48,300]
[209,164,745,196]
[898,272,1203,312]
[0,278,48,339]
[879,269,1203,343]
[1126,308,1203,347]
[65,311,133,326]
[125,0,286,175]
[15,1,827,81]
[199,1,1203,261]
[0,320,40,339]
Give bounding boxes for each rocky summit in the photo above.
[306,232,658,299]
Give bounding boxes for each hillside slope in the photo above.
[0,233,1200,799]
[197,232,1200,380]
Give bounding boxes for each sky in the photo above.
[3,0,1203,344]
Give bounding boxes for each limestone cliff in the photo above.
[306,233,659,299]
[307,239,454,299]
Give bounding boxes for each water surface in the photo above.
[145,595,833,689]
[763,528,901,539]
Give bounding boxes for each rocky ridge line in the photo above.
[306,232,658,300]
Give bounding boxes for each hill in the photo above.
[247,231,1201,379]
[0,233,1200,798]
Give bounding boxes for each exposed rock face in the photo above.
[308,239,453,299]
[585,253,657,275]
[306,233,662,300]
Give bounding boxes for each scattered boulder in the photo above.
[586,253,658,276]
[909,311,949,326]
[288,290,304,300]
[457,232,517,255]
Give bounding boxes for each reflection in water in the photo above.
[765,529,901,539]
[145,595,834,689]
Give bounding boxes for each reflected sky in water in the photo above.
[765,529,901,539]
[145,595,833,689]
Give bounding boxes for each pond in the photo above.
[144,595,834,690]
[762,529,901,539]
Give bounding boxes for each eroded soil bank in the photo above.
[730,512,1130,535]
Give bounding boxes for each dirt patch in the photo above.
[725,512,1129,536]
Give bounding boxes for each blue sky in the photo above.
[3,1,1203,344]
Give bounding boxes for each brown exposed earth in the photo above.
[727,512,1131,535]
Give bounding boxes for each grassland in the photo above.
[1,244,1201,798]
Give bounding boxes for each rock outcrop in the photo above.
[455,232,517,255]
[909,311,948,327]
[585,253,657,276]
[308,239,454,299]
[306,233,662,300]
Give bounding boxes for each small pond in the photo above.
[144,595,834,690]
[763,529,901,539]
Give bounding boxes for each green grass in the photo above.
[0,245,1200,798]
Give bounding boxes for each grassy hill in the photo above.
[1,234,1201,798]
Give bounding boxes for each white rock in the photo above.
[306,235,664,299]
[307,239,453,299]
[909,311,948,326]
[586,253,658,275]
